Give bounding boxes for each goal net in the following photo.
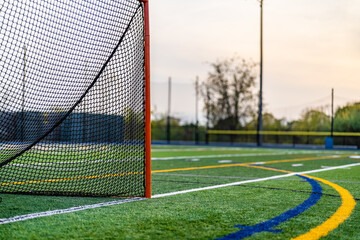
[0,0,150,197]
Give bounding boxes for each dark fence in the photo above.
[206,130,360,148]
[151,125,205,143]
[0,111,124,143]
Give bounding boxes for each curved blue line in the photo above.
[217,174,322,240]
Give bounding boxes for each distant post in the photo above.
[205,85,210,144]
[331,88,334,137]
[195,76,199,144]
[166,77,171,143]
[21,45,26,142]
[256,0,264,146]
[326,88,334,149]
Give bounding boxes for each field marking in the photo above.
[1,163,359,225]
[218,175,323,240]
[292,175,356,240]
[153,173,360,184]
[157,162,357,240]
[151,151,328,160]
[151,148,329,153]
[242,164,291,173]
[0,198,144,225]
[1,155,348,186]
[152,163,251,173]
[152,155,346,174]
[239,165,357,240]
[1,172,142,186]
[217,160,232,163]
[152,163,360,198]
[153,173,301,181]
[259,155,346,164]
[212,163,357,240]
[10,158,142,166]
[152,147,285,152]
[151,148,250,152]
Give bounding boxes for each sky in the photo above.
[149,0,360,123]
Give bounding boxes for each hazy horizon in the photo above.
[149,0,360,124]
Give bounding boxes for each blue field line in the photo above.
[217,174,323,240]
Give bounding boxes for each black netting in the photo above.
[0,0,146,197]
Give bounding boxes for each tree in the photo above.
[124,108,144,141]
[246,112,287,131]
[151,110,206,141]
[334,102,360,132]
[291,108,330,132]
[201,56,257,130]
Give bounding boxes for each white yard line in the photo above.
[151,148,343,153]
[0,198,145,225]
[151,147,281,152]
[152,163,360,198]
[151,151,327,160]
[152,173,299,181]
[1,162,359,225]
[152,148,214,152]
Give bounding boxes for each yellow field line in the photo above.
[152,155,345,173]
[292,175,356,240]
[1,155,346,185]
[1,154,356,239]
[240,164,356,240]
[259,155,343,164]
[152,163,248,173]
[207,130,360,137]
[1,172,143,186]
[243,165,292,173]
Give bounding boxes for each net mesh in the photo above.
[0,0,146,197]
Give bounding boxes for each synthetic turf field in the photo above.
[1,145,360,239]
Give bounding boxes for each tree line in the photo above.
[201,56,360,133]
[151,56,360,142]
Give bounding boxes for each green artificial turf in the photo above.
[0,146,359,239]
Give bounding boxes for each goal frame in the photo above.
[142,0,151,198]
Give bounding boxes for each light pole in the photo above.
[256,0,263,146]
[195,76,199,144]
[166,77,171,143]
